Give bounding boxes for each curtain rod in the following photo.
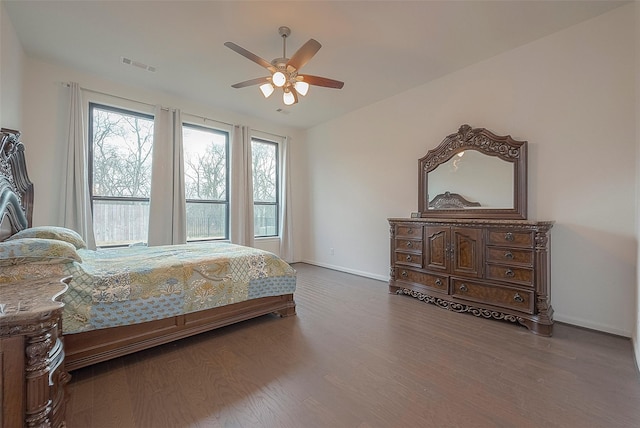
[63,82,234,128]
[252,128,287,140]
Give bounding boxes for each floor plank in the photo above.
[65,263,640,427]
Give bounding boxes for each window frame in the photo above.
[182,122,230,242]
[88,102,155,248]
[251,137,280,238]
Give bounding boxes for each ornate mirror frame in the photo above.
[418,124,527,220]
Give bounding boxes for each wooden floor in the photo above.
[66,263,640,428]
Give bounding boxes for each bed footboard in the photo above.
[64,294,295,371]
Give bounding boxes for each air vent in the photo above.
[121,57,156,73]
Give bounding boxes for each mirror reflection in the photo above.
[418,124,527,219]
[427,149,514,209]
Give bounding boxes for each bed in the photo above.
[0,128,296,371]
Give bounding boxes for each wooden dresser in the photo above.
[389,218,553,335]
[0,277,70,428]
[393,124,555,335]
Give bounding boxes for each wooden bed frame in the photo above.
[0,128,296,371]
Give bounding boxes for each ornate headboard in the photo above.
[0,128,33,238]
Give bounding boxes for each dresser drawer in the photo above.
[396,268,449,294]
[395,238,422,253]
[486,264,534,286]
[395,224,423,239]
[395,251,422,268]
[487,230,533,248]
[486,247,533,266]
[451,278,534,314]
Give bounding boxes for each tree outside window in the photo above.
[252,139,278,237]
[182,124,229,241]
[89,103,154,247]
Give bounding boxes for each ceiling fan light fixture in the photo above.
[283,89,296,105]
[272,71,287,87]
[226,26,344,106]
[259,83,275,98]
[294,81,309,96]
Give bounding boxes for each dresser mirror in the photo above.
[418,124,527,219]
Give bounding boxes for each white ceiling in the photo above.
[4,0,627,129]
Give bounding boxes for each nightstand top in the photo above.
[0,276,69,324]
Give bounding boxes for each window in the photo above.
[252,138,279,237]
[89,103,154,247]
[183,124,229,241]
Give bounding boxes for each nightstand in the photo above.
[0,276,70,428]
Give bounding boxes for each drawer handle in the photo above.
[513,293,524,303]
[504,232,514,242]
[459,284,468,292]
[401,270,408,278]
[505,269,515,278]
[406,255,412,262]
[406,241,413,248]
[504,251,514,260]
[407,228,413,235]
[435,278,442,286]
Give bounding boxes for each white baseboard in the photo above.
[553,314,631,338]
[299,259,388,282]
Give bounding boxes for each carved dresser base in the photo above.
[394,287,553,336]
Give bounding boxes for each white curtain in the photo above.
[61,82,96,249]
[147,106,186,246]
[230,125,254,247]
[279,136,294,262]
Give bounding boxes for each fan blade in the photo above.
[231,77,270,88]
[287,39,321,71]
[298,74,344,89]
[224,42,276,72]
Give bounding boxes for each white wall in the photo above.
[18,58,307,261]
[303,5,637,336]
[0,0,24,129]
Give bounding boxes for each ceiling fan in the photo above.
[224,26,344,106]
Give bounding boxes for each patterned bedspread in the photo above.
[1,242,296,334]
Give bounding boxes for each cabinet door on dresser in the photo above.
[424,226,483,278]
[424,226,450,272]
[451,227,483,278]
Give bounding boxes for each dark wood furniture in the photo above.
[389,218,553,335]
[0,128,296,372]
[419,124,527,219]
[0,277,70,428]
[390,124,554,335]
[64,295,295,371]
[0,128,33,236]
